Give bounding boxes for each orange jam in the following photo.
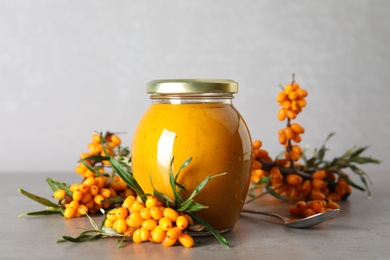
[131,79,252,232]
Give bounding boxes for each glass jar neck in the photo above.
[150,93,234,104]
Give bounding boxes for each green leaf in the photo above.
[187,211,231,248]
[18,210,63,218]
[110,156,145,202]
[18,188,60,208]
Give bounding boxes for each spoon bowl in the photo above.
[241,208,340,228]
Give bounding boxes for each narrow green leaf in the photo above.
[110,156,145,202]
[187,211,231,248]
[18,210,63,218]
[18,188,60,208]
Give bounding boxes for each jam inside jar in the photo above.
[131,79,252,233]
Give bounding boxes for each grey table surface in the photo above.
[2,170,389,260]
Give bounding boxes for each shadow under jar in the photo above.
[131,79,252,233]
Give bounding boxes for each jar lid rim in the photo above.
[147,79,238,94]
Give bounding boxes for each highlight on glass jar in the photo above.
[131,79,252,233]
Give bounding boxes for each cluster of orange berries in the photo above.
[104,195,195,248]
[277,82,307,121]
[289,199,340,218]
[75,133,122,178]
[52,132,134,219]
[53,175,135,219]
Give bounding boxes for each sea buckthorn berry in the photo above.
[83,176,95,187]
[111,134,122,145]
[304,208,316,217]
[95,177,107,189]
[106,210,118,222]
[80,192,92,204]
[139,227,151,242]
[286,174,303,186]
[159,217,173,231]
[282,100,291,109]
[284,127,294,139]
[114,219,127,233]
[295,201,307,212]
[289,205,301,217]
[89,185,99,196]
[166,227,182,240]
[122,196,136,209]
[130,201,145,212]
[286,109,296,119]
[163,208,179,222]
[296,88,308,98]
[290,123,304,134]
[292,133,301,143]
[126,212,144,227]
[150,207,164,220]
[277,91,287,104]
[115,207,129,219]
[53,189,66,199]
[75,164,87,175]
[162,236,177,247]
[64,207,76,219]
[180,213,194,225]
[327,200,340,209]
[99,188,111,199]
[279,132,287,145]
[151,226,166,243]
[140,208,152,220]
[288,91,298,100]
[142,219,158,231]
[92,133,101,142]
[122,188,135,198]
[312,170,326,179]
[278,108,287,121]
[94,194,105,205]
[251,160,262,169]
[77,204,88,215]
[252,140,262,149]
[145,196,158,209]
[178,232,194,248]
[176,215,189,230]
[69,200,79,210]
[308,200,324,213]
[104,219,114,229]
[311,190,326,200]
[312,179,327,189]
[132,229,142,244]
[72,190,83,202]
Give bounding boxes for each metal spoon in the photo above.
[241,208,340,228]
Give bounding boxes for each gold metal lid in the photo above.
[146,79,238,94]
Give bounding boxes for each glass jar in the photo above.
[131,79,252,232]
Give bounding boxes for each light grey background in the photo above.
[1,0,389,174]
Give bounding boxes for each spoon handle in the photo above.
[241,208,289,223]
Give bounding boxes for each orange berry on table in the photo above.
[132,228,142,243]
[151,225,166,243]
[178,232,195,248]
[162,236,177,247]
